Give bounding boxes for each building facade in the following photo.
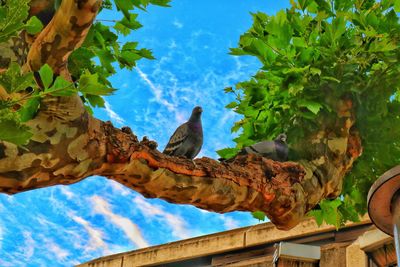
[78,217,396,267]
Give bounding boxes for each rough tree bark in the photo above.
[0,0,362,230]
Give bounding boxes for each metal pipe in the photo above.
[392,190,400,265]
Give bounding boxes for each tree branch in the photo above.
[0,99,361,229]
[27,0,102,75]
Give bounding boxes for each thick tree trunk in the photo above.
[0,0,362,230]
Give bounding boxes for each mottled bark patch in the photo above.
[28,140,52,154]
[91,2,100,13]
[0,143,5,159]
[69,16,92,42]
[11,34,29,66]
[75,0,89,9]
[0,56,10,69]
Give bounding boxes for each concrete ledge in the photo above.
[77,217,371,267]
[358,228,392,251]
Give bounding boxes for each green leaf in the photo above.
[0,63,35,93]
[84,104,94,115]
[0,0,30,42]
[292,37,307,47]
[114,0,134,19]
[320,199,342,228]
[96,49,115,73]
[0,108,33,145]
[310,67,321,76]
[0,7,6,20]
[332,17,346,41]
[288,84,304,96]
[321,76,340,83]
[114,14,142,35]
[252,211,266,221]
[38,64,54,89]
[225,101,237,109]
[54,0,62,10]
[395,0,400,12]
[68,47,95,79]
[308,210,323,226]
[216,147,240,159]
[18,97,40,122]
[0,119,32,145]
[117,42,155,68]
[78,70,115,96]
[149,0,171,7]
[85,94,105,108]
[44,77,75,96]
[138,48,155,60]
[298,100,323,115]
[24,16,43,35]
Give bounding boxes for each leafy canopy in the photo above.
[219,0,400,227]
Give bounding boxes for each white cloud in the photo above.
[70,213,109,254]
[133,196,191,239]
[104,100,126,126]
[59,186,75,200]
[136,67,176,112]
[222,216,240,230]
[22,231,35,259]
[173,19,183,29]
[44,238,70,262]
[168,40,177,49]
[108,180,132,196]
[90,195,149,248]
[0,224,3,250]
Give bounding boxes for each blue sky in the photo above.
[0,1,289,266]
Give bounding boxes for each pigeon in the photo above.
[163,106,203,159]
[238,133,288,162]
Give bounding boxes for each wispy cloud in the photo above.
[44,237,70,262]
[59,186,75,200]
[173,19,183,29]
[169,39,177,49]
[90,195,149,248]
[22,231,35,259]
[0,223,3,251]
[133,196,191,239]
[104,100,126,126]
[221,216,240,230]
[70,213,109,254]
[108,180,132,197]
[136,67,176,112]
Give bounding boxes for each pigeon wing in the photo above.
[249,141,275,156]
[163,123,189,155]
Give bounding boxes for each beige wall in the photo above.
[77,217,395,267]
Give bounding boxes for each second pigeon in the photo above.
[238,133,288,162]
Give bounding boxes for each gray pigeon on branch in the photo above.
[163,106,203,159]
[238,133,288,162]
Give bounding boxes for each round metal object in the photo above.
[367,165,400,236]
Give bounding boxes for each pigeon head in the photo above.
[189,106,203,122]
[275,133,287,143]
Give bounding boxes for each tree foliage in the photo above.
[219,0,400,226]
